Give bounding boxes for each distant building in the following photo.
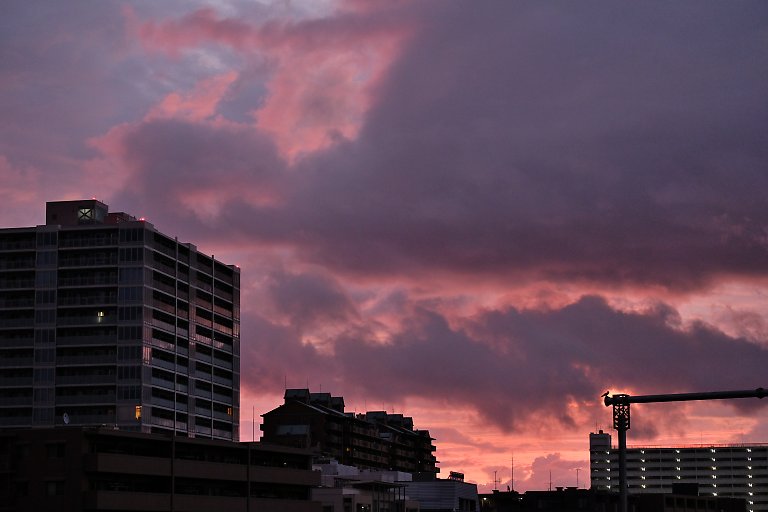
[0,199,240,440]
[261,389,438,475]
[312,459,420,512]
[589,430,765,511]
[0,426,320,512]
[404,471,480,512]
[480,487,746,512]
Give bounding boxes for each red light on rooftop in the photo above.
[139,217,145,221]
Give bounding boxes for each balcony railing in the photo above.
[57,354,116,365]
[57,374,116,385]
[57,393,115,405]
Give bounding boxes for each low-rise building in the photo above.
[312,459,419,512]
[404,472,480,512]
[0,427,320,512]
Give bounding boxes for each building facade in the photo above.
[590,430,766,512]
[479,487,746,512]
[0,200,240,440]
[261,389,439,476]
[0,427,320,512]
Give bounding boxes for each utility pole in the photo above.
[604,387,766,512]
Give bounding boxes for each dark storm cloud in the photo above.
[279,2,768,289]
[108,1,768,291]
[240,292,768,433]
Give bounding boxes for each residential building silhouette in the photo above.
[261,388,439,476]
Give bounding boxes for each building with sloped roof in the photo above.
[261,388,439,476]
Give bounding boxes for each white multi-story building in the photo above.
[590,430,768,512]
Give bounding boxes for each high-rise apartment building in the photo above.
[0,200,240,440]
[590,430,768,512]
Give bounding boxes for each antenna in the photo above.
[493,470,500,491]
[549,470,552,491]
[252,405,255,442]
[511,454,514,491]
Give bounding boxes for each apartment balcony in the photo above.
[58,275,117,287]
[57,373,116,385]
[57,393,116,405]
[212,374,233,387]
[54,412,115,425]
[0,239,35,251]
[0,258,35,270]
[59,255,119,268]
[0,396,32,407]
[0,376,32,387]
[0,278,35,289]
[58,295,117,306]
[58,314,117,326]
[0,298,35,308]
[0,356,33,367]
[57,353,116,365]
[0,415,32,426]
[151,358,176,372]
[57,334,116,346]
[151,376,175,391]
[0,318,34,328]
[59,235,118,248]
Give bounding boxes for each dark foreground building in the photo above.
[261,389,438,476]
[0,199,240,440]
[0,427,320,512]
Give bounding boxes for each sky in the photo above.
[2,0,768,492]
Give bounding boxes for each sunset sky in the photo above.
[2,0,767,491]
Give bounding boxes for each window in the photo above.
[118,286,143,302]
[119,247,143,262]
[119,228,144,243]
[45,443,65,459]
[118,325,142,341]
[119,267,144,284]
[35,329,55,344]
[35,290,56,304]
[36,251,57,267]
[46,481,65,496]
[36,231,57,247]
[35,309,56,324]
[34,348,54,363]
[35,270,56,287]
[118,306,142,322]
[33,368,54,384]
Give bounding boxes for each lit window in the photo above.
[135,405,142,420]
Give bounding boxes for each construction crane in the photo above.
[603,387,766,512]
